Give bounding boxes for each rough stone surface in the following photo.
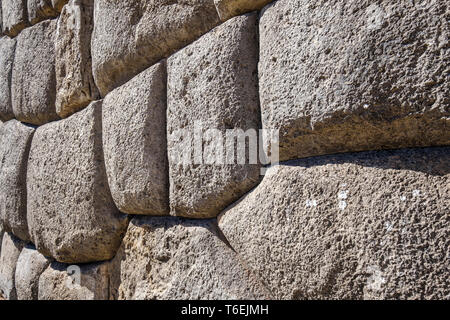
[214,0,272,21]
[51,0,67,12]
[27,0,58,25]
[91,0,221,97]
[103,62,169,215]
[219,147,450,300]
[0,232,25,300]
[55,0,99,118]
[15,245,51,300]
[0,36,15,122]
[1,0,28,37]
[259,0,450,162]
[11,19,60,125]
[110,216,271,300]
[27,101,128,264]
[0,120,35,242]
[38,261,110,300]
[167,13,261,218]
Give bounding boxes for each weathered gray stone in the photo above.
[0,225,4,257]
[15,245,51,300]
[103,62,168,215]
[0,120,35,242]
[1,0,28,37]
[27,101,128,264]
[0,232,25,300]
[0,36,15,122]
[259,0,450,162]
[27,0,58,25]
[51,0,67,12]
[214,0,272,21]
[11,19,60,125]
[110,216,271,300]
[167,13,261,218]
[0,3,3,35]
[91,0,220,96]
[38,261,110,300]
[56,0,99,118]
[219,147,450,300]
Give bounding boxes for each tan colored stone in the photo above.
[11,19,60,125]
[0,36,15,121]
[15,245,51,300]
[27,101,128,264]
[214,0,272,21]
[0,120,35,242]
[1,0,28,37]
[259,0,450,162]
[167,13,261,218]
[0,232,25,300]
[55,0,99,118]
[103,62,168,215]
[219,147,450,299]
[91,0,220,96]
[110,216,271,300]
[51,0,67,12]
[38,261,110,300]
[27,0,58,25]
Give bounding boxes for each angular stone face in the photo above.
[51,0,67,12]
[91,0,220,96]
[0,120,35,242]
[103,62,169,215]
[15,245,51,300]
[0,36,15,122]
[259,0,450,162]
[218,147,450,300]
[27,0,58,25]
[11,19,60,125]
[1,0,29,37]
[214,0,272,21]
[167,13,261,218]
[0,232,25,300]
[27,101,128,264]
[110,216,271,300]
[55,0,99,118]
[38,261,110,300]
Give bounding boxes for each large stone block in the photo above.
[214,0,272,21]
[0,36,15,122]
[167,13,261,218]
[103,62,168,215]
[0,232,25,300]
[0,120,35,242]
[110,216,271,300]
[27,0,58,25]
[27,101,128,264]
[55,0,99,118]
[38,261,110,300]
[218,147,450,299]
[259,0,450,162]
[91,0,220,96]
[11,19,60,125]
[1,0,28,37]
[15,245,51,300]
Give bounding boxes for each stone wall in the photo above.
[0,0,448,300]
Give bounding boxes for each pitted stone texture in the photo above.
[27,101,128,264]
[39,261,110,300]
[15,245,51,300]
[0,36,15,122]
[214,0,271,21]
[103,62,168,215]
[27,0,58,25]
[218,147,450,300]
[56,0,99,118]
[0,232,25,300]
[259,0,450,162]
[0,120,35,242]
[110,216,271,300]
[167,13,261,218]
[51,0,67,12]
[1,0,28,37]
[11,19,60,125]
[91,0,220,97]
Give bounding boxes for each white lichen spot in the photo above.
[338,190,348,199]
[305,199,318,208]
[366,265,387,291]
[366,4,386,30]
[385,221,393,232]
[339,201,347,210]
[412,190,421,197]
[400,195,407,201]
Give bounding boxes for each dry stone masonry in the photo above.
[0,0,448,300]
